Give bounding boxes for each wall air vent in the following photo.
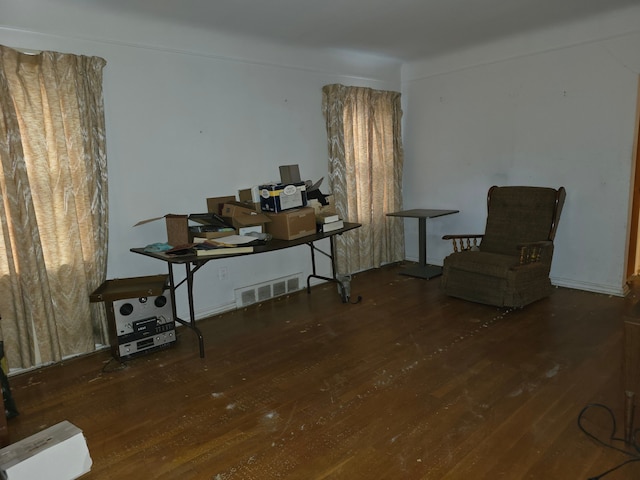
[234,273,304,308]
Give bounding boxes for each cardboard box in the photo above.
[135,214,190,246]
[237,188,261,212]
[259,182,308,213]
[165,214,189,246]
[279,164,301,184]
[206,196,236,215]
[0,421,92,480]
[307,195,336,218]
[136,212,238,246]
[188,213,235,241]
[89,274,168,303]
[221,202,271,235]
[238,186,260,203]
[265,207,316,240]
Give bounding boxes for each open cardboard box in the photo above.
[237,187,262,212]
[188,213,236,241]
[206,195,236,215]
[135,214,190,246]
[307,194,336,217]
[220,202,271,235]
[135,212,236,246]
[89,274,168,303]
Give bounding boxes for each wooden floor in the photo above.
[5,263,640,479]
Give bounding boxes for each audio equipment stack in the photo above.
[90,275,176,360]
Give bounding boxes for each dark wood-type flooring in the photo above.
[5,263,640,479]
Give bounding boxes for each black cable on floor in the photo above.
[577,403,640,479]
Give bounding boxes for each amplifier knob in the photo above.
[119,303,134,316]
[154,295,167,308]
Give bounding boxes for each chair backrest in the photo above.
[480,186,566,255]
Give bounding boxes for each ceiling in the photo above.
[86,0,640,61]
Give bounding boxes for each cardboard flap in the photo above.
[229,211,271,226]
[134,214,187,227]
[206,196,236,215]
[188,213,234,228]
[221,203,271,225]
[90,275,168,303]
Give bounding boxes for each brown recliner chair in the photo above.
[441,186,566,308]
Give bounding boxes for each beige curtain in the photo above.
[322,84,405,274]
[0,46,109,370]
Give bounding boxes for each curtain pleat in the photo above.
[0,46,108,369]
[322,84,405,274]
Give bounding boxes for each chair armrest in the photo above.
[443,234,484,253]
[517,240,553,264]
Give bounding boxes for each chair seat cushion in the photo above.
[443,251,548,280]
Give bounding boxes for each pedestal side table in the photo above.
[387,209,459,279]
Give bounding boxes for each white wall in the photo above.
[401,6,640,296]
[0,0,401,320]
[3,0,639,317]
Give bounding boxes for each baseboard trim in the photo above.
[192,301,238,321]
[551,276,628,297]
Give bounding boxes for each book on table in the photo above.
[315,211,340,224]
[318,219,344,233]
[193,234,256,255]
[194,244,253,256]
[164,240,254,257]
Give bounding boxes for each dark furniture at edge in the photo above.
[386,209,459,279]
[131,222,361,358]
[0,389,6,447]
[624,304,640,445]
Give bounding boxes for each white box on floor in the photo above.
[0,421,92,479]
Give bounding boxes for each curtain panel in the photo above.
[0,46,108,369]
[322,84,405,275]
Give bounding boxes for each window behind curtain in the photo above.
[322,84,405,275]
[0,46,109,370]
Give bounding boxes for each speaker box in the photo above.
[90,275,176,360]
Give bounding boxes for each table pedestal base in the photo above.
[386,208,459,282]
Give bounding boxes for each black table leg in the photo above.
[169,263,205,358]
[400,217,443,279]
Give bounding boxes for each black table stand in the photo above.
[386,209,459,279]
[306,235,362,304]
